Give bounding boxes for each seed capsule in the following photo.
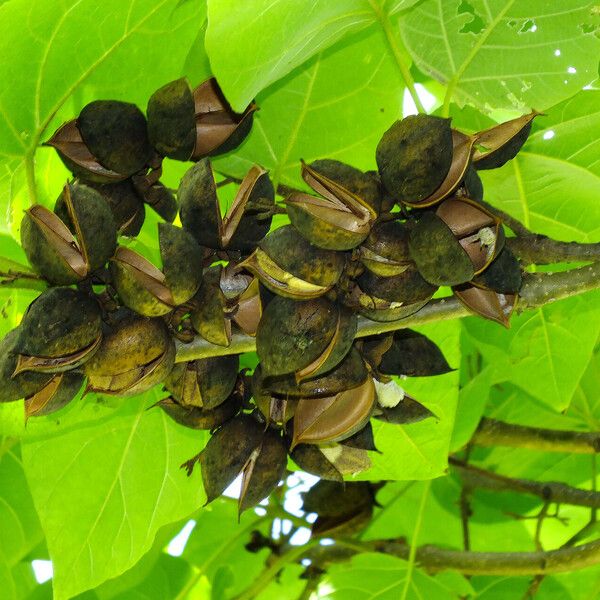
[285,162,376,251]
[147,77,256,161]
[157,391,242,430]
[309,159,382,216]
[164,355,239,410]
[291,375,376,448]
[409,197,504,287]
[179,160,274,251]
[240,225,345,300]
[256,296,356,379]
[15,287,102,374]
[22,183,117,285]
[376,114,453,204]
[359,220,412,277]
[110,223,203,317]
[453,284,516,328]
[84,311,175,396]
[47,101,152,182]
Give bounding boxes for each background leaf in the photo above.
[21,392,207,600]
[213,24,407,190]
[399,0,600,112]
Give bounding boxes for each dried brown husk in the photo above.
[238,428,287,514]
[473,110,540,170]
[376,114,453,204]
[190,265,231,346]
[404,130,475,208]
[192,78,256,159]
[16,287,102,371]
[436,196,504,274]
[84,311,175,396]
[291,376,376,448]
[252,365,298,426]
[232,276,262,336]
[164,355,239,410]
[290,443,343,482]
[285,162,376,251]
[45,119,127,183]
[453,284,517,328]
[199,414,264,504]
[309,159,382,216]
[157,390,241,430]
[0,329,52,403]
[367,329,453,377]
[110,246,175,317]
[77,100,152,176]
[374,395,435,424]
[222,166,275,252]
[472,246,522,294]
[24,371,84,419]
[359,220,412,277]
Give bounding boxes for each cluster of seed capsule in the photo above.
[0,75,537,514]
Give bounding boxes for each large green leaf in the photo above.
[0,0,208,224]
[320,552,468,600]
[481,91,600,242]
[356,320,460,481]
[21,392,207,600]
[214,23,407,190]
[399,0,600,112]
[205,0,420,111]
[0,443,45,600]
[463,291,600,411]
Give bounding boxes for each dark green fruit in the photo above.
[78,100,152,176]
[376,114,453,204]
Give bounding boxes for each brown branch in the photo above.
[305,537,600,575]
[450,458,600,509]
[175,263,600,362]
[472,418,600,454]
[507,236,600,266]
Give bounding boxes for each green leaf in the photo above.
[355,320,460,481]
[320,552,464,599]
[450,365,492,452]
[481,90,600,242]
[568,344,600,429]
[0,443,45,600]
[214,24,407,190]
[0,0,208,221]
[21,391,207,600]
[205,0,402,111]
[399,0,600,112]
[463,291,600,411]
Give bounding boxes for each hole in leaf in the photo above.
[457,0,486,34]
[519,19,537,33]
